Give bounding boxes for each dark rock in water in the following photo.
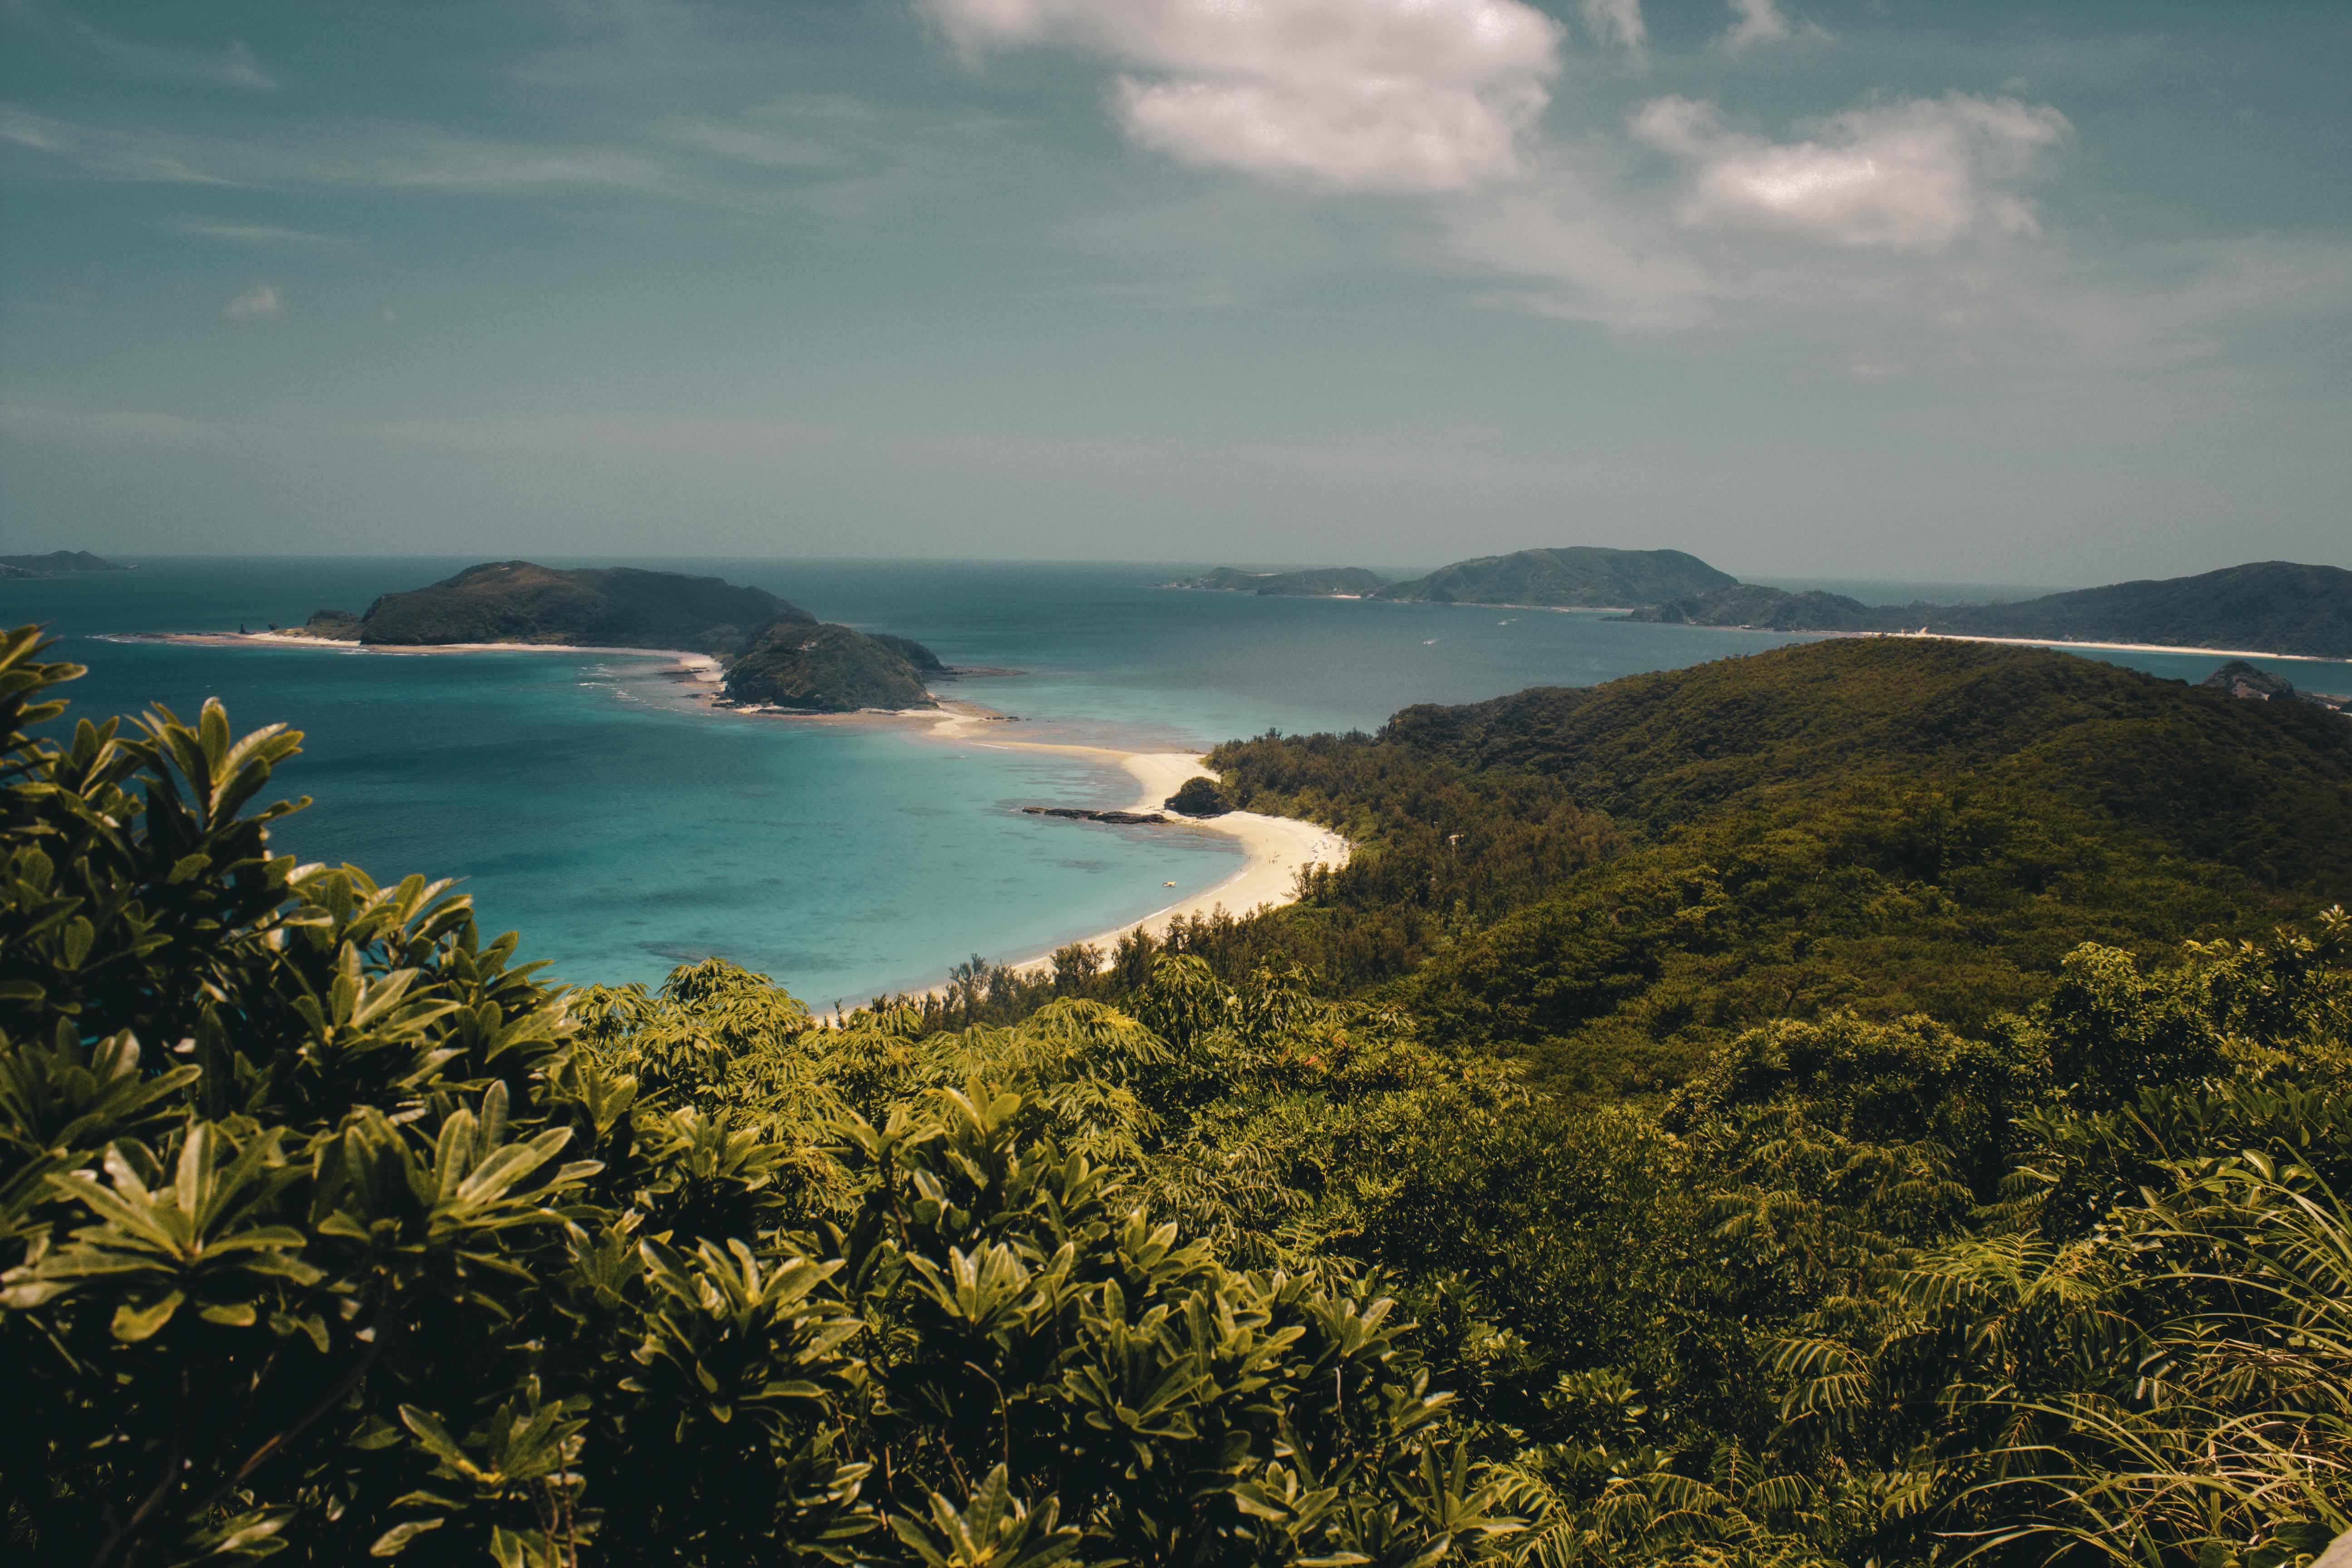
[722,622,936,713]
[358,560,810,652]
[1021,806,1170,825]
[2202,659,2298,700]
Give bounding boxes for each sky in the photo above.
[0,0,2347,582]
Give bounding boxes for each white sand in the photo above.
[926,710,1350,977]
[1863,630,2350,666]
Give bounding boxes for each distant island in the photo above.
[271,560,948,713]
[1634,559,2352,662]
[1159,566,1393,597]
[1166,546,2350,662]
[1377,547,1738,608]
[0,549,131,577]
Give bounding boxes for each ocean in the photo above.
[3,556,2327,1004]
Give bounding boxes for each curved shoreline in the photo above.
[921,709,1350,980]
[121,629,1351,986]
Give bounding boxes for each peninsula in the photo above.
[257,560,951,713]
[1633,559,2352,662]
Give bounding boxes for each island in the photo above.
[1159,566,1393,597]
[1632,559,2352,662]
[720,622,937,712]
[0,549,132,574]
[258,560,950,713]
[1374,546,1738,608]
[353,559,807,652]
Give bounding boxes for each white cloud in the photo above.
[1578,0,1646,59]
[222,284,280,319]
[186,222,351,245]
[922,0,1563,191]
[1634,93,2068,253]
[0,103,230,183]
[16,3,282,91]
[1719,0,1793,51]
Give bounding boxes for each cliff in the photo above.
[1377,548,1736,608]
[1162,566,1393,597]
[721,622,937,712]
[356,561,810,653]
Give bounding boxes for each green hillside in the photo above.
[9,624,2352,1568]
[357,560,810,652]
[1202,640,2351,1095]
[1377,547,1736,608]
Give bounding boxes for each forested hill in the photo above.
[1376,546,1735,607]
[1203,638,2352,1094]
[1635,559,2352,660]
[13,622,2352,1568]
[356,559,810,651]
[1926,559,2352,659]
[1387,637,2352,887]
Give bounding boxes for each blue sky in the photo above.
[1,0,2345,580]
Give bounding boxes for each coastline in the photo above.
[921,708,1350,982]
[127,629,1349,986]
[1870,630,2352,666]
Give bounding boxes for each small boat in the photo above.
[1164,881,1176,887]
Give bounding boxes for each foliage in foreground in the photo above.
[5,623,2352,1568]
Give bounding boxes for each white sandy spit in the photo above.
[927,710,1350,980]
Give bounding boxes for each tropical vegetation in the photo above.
[5,625,2350,1568]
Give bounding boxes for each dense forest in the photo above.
[5,626,2351,1568]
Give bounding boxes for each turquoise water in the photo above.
[5,557,2335,1000]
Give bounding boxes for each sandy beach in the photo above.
[1867,630,2352,666]
[926,708,1350,977]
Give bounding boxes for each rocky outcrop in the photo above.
[357,561,810,652]
[2202,658,2349,714]
[1378,548,1736,608]
[1022,807,1171,825]
[721,622,936,712]
[281,609,363,642]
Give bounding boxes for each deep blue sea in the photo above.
[5,557,2335,1004]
